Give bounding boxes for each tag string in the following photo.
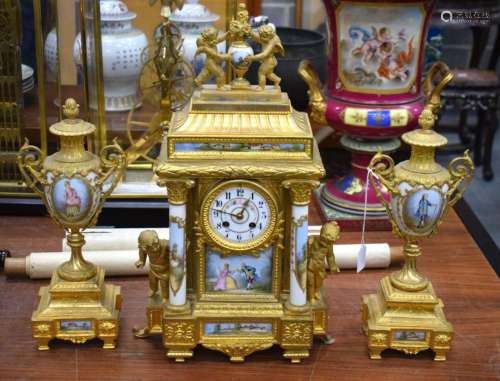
[360,167,373,246]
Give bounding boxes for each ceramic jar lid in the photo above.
[99,0,136,22]
[170,0,219,23]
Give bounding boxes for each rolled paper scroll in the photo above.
[61,228,170,252]
[5,244,402,279]
[332,243,401,269]
[61,226,327,252]
[5,250,149,279]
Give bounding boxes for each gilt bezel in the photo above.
[200,180,278,252]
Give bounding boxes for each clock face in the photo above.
[201,181,278,251]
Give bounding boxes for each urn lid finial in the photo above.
[49,98,96,137]
[62,98,79,119]
[401,104,447,148]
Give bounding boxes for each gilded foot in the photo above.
[102,338,116,349]
[369,348,382,360]
[167,349,193,363]
[283,350,309,364]
[229,356,245,363]
[132,326,152,338]
[434,351,447,361]
[36,338,51,351]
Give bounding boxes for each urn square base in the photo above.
[31,266,122,350]
[361,276,453,361]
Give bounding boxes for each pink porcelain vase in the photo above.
[300,0,435,221]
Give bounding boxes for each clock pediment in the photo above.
[156,88,324,181]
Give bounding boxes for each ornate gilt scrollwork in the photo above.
[17,139,46,195]
[159,179,195,204]
[368,153,399,236]
[98,139,127,198]
[370,332,388,346]
[446,150,474,207]
[33,323,52,337]
[164,321,196,343]
[99,321,117,335]
[282,179,320,205]
[298,60,327,125]
[202,342,273,362]
[282,322,313,345]
[423,61,454,115]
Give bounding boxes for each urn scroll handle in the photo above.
[446,150,475,208]
[17,139,47,196]
[97,139,127,199]
[368,152,400,199]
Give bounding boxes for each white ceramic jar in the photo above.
[74,0,148,112]
[170,0,222,75]
[44,28,58,82]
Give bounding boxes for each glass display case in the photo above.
[0,0,244,198]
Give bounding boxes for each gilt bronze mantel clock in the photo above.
[133,7,339,362]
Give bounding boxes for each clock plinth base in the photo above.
[32,266,122,350]
[135,295,330,363]
[361,276,453,361]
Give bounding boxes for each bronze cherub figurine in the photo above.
[307,221,340,304]
[136,230,169,302]
[194,27,231,90]
[245,25,285,91]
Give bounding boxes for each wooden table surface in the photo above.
[1,206,499,381]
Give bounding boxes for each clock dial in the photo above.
[201,181,277,251]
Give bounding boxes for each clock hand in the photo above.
[210,208,240,218]
[236,199,250,218]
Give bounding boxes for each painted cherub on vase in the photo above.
[194,27,231,90]
[244,24,284,91]
[307,221,340,304]
[136,230,169,302]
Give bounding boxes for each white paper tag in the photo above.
[357,243,367,273]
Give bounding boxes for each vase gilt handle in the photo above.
[298,59,327,125]
[423,61,454,114]
[447,150,475,207]
[17,139,46,196]
[98,139,127,198]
